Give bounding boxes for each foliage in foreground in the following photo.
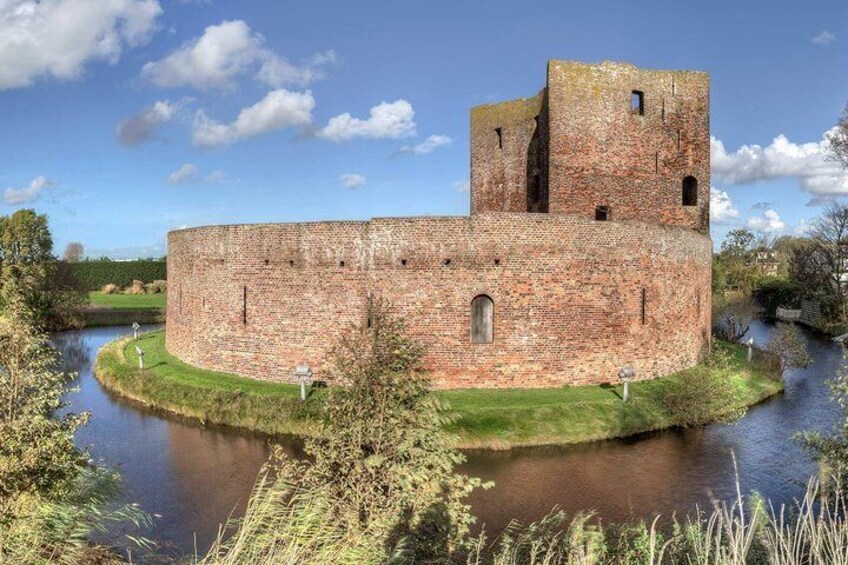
[0,299,149,563]
[202,300,487,563]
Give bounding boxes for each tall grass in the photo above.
[199,464,848,565]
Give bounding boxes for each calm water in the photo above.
[57,322,841,557]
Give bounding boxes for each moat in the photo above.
[58,322,840,558]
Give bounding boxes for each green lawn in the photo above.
[88,291,167,310]
[95,331,784,449]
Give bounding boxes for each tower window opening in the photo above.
[595,206,611,221]
[242,286,247,325]
[682,176,698,206]
[529,172,541,208]
[631,90,644,115]
[471,295,494,344]
[495,127,503,149]
[641,288,647,325]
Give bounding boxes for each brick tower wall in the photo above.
[166,214,712,389]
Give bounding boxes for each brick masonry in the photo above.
[166,60,712,389]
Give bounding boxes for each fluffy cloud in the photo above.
[812,30,836,46]
[117,99,181,146]
[167,163,198,184]
[0,0,161,90]
[192,89,315,147]
[3,176,51,204]
[746,209,786,234]
[142,20,334,91]
[711,130,848,196]
[339,173,365,189]
[710,187,739,223]
[399,134,451,155]
[319,100,416,142]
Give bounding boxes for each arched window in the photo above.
[682,176,698,206]
[595,205,611,221]
[471,295,494,344]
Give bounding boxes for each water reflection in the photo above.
[56,322,842,557]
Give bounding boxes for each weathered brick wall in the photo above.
[166,214,712,389]
[471,61,710,233]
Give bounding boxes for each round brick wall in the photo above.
[166,213,712,389]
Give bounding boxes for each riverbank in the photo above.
[94,330,784,449]
[83,291,166,327]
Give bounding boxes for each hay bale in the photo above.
[101,284,118,294]
[127,280,145,295]
[152,279,167,293]
[144,283,160,294]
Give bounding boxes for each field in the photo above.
[88,291,167,311]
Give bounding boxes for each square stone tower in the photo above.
[470,60,710,233]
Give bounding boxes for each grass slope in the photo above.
[88,291,167,310]
[95,331,784,449]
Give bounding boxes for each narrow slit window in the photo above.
[682,176,698,206]
[495,127,503,149]
[631,90,644,115]
[595,205,611,221]
[471,295,494,344]
[242,286,247,325]
[655,152,659,173]
[641,288,647,325]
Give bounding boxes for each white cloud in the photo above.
[0,0,161,90]
[710,187,739,223]
[117,99,182,146]
[192,89,315,147]
[206,170,224,183]
[795,219,812,235]
[3,176,51,204]
[319,99,416,142]
[812,30,836,46]
[746,209,786,234]
[142,20,334,91]
[339,173,365,189]
[167,163,198,184]
[711,129,848,196]
[399,134,451,155]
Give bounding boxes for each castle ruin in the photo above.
[166,60,712,388]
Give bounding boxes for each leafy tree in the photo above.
[801,353,848,491]
[790,203,848,328]
[0,210,86,331]
[720,228,756,259]
[243,301,487,562]
[717,229,761,292]
[765,322,812,373]
[61,242,84,262]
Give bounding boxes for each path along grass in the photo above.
[95,330,783,449]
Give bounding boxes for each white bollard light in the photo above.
[135,345,145,369]
[618,367,635,403]
[294,365,313,402]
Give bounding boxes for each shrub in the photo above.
[661,359,746,428]
[713,294,761,342]
[66,260,166,291]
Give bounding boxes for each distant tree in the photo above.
[0,210,86,330]
[62,242,84,262]
[801,203,848,327]
[721,228,757,258]
[717,229,761,292]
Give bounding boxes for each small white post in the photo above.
[746,337,754,363]
[132,322,140,341]
[294,365,313,402]
[135,345,145,369]
[618,367,635,403]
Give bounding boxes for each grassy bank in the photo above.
[95,331,784,449]
[83,291,166,327]
[88,291,166,310]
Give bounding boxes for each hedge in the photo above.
[67,260,167,290]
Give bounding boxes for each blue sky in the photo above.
[0,0,845,257]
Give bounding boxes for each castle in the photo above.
[166,60,712,389]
